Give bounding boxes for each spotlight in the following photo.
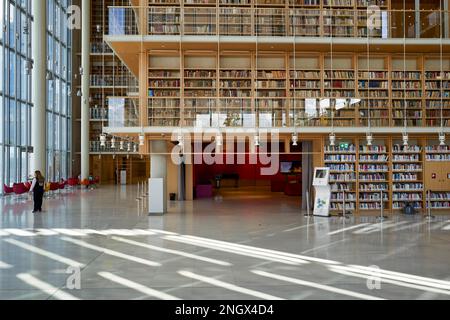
[366,133,373,146]
[439,132,446,146]
[292,133,298,147]
[329,133,336,146]
[76,90,82,97]
[402,133,409,147]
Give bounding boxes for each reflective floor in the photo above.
[1,185,450,300]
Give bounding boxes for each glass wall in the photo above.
[46,0,72,182]
[0,0,72,192]
[0,0,33,189]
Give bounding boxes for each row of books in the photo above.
[393,164,422,171]
[185,80,216,87]
[393,154,420,161]
[359,173,387,181]
[393,193,423,201]
[359,155,388,162]
[359,183,388,191]
[359,194,388,201]
[328,164,355,171]
[325,155,357,161]
[393,202,422,209]
[358,165,388,172]
[330,173,357,181]
[393,183,423,191]
[427,192,450,201]
[393,173,419,181]
[148,80,181,87]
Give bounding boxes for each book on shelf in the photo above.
[392,71,421,80]
[359,155,388,162]
[427,192,450,201]
[220,70,251,78]
[392,173,419,181]
[359,145,387,153]
[358,164,389,172]
[393,183,423,191]
[358,173,387,181]
[359,193,388,201]
[360,183,388,191]
[257,71,286,79]
[330,173,357,182]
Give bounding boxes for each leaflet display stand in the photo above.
[313,167,331,217]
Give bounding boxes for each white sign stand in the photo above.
[313,167,331,217]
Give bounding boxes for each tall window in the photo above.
[46,0,72,182]
[0,0,32,188]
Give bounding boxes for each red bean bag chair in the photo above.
[13,183,28,195]
[3,184,14,195]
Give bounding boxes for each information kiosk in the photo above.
[313,167,331,217]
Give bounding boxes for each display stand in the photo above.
[313,167,331,217]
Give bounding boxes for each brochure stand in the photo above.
[313,167,331,217]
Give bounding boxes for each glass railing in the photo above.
[107,6,450,39]
[108,97,140,127]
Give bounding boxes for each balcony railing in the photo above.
[107,6,450,39]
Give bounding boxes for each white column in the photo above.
[31,0,47,175]
[149,141,168,214]
[81,0,91,180]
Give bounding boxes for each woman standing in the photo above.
[30,171,45,213]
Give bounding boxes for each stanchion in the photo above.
[376,190,388,222]
[304,190,311,217]
[425,190,435,221]
[136,181,141,201]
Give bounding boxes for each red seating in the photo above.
[68,178,79,187]
[3,184,14,195]
[13,183,28,195]
[24,182,32,191]
[50,182,60,192]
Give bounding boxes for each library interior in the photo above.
[1,0,450,300]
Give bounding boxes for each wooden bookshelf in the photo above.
[391,140,424,211]
[358,138,390,212]
[357,56,390,127]
[391,57,423,127]
[424,57,450,127]
[324,139,357,213]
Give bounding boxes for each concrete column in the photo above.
[81,0,91,180]
[150,141,168,214]
[31,0,47,176]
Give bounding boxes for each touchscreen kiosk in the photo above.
[313,167,331,217]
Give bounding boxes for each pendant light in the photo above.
[438,6,446,147]
[111,137,116,149]
[366,19,372,146]
[127,141,132,153]
[402,8,408,148]
[139,133,145,146]
[292,12,298,147]
[119,140,125,151]
[329,133,336,146]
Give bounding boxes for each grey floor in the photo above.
[1,185,450,300]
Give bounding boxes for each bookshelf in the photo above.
[219,7,252,36]
[220,54,253,127]
[289,8,321,37]
[148,7,181,35]
[289,55,321,126]
[256,8,286,36]
[424,58,450,127]
[357,56,390,127]
[184,7,216,35]
[323,9,355,37]
[391,140,424,211]
[323,56,356,126]
[148,54,181,126]
[324,140,357,213]
[256,55,287,127]
[391,57,423,127]
[358,138,389,211]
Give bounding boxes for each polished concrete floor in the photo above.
[1,185,450,300]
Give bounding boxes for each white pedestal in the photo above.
[149,178,166,214]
